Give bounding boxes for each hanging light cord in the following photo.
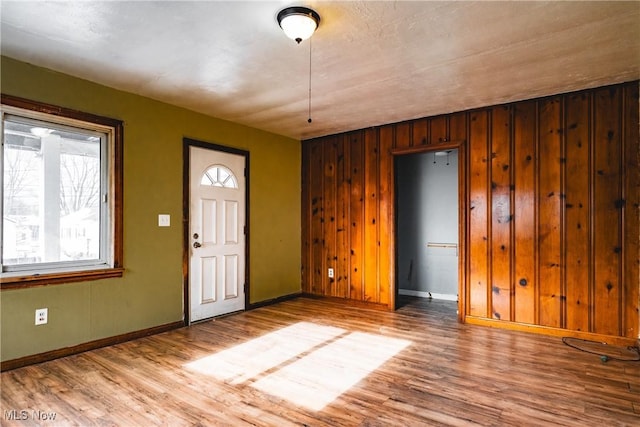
[307,37,313,124]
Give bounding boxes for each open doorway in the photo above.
[395,149,459,311]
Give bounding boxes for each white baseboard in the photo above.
[398,289,458,301]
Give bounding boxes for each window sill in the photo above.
[0,267,125,290]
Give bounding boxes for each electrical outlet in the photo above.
[328,268,334,278]
[35,308,48,326]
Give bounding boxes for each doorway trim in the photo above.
[390,141,467,322]
[182,138,250,324]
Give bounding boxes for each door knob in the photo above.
[193,241,202,248]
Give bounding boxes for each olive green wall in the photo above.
[0,57,302,362]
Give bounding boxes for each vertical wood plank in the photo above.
[431,115,448,143]
[468,110,490,317]
[364,129,379,302]
[622,82,639,339]
[323,137,338,296]
[490,106,512,321]
[301,141,311,293]
[537,97,562,328]
[350,131,365,300]
[309,140,324,295]
[513,101,537,324]
[336,135,350,298]
[592,87,622,336]
[564,92,591,332]
[449,112,467,143]
[395,122,411,149]
[378,127,394,306]
[457,126,469,320]
[412,119,428,146]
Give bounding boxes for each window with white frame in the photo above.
[1,95,123,286]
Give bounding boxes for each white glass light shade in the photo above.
[277,7,320,44]
[280,14,317,42]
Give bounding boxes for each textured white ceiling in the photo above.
[1,1,638,140]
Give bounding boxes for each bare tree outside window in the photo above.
[3,146,39,216]
[59,142,101,260]
[59,135,101,217]
[3,121,102,265]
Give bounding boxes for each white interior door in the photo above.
[189,146,245,322]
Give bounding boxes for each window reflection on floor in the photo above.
[184,322,345,385]
[253,331,410,411]
[184,322,411,411]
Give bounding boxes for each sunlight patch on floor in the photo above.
[252,332,411,411]
[184,322,411,411]
[184,322,345,384]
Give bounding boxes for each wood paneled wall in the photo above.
[302,81,639,342]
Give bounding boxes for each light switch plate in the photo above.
[158,214,171,227]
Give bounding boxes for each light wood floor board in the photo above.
[1,296,639,426]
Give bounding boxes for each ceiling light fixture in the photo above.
[277,6,321,124]
[433,150,453,166]
[277,6,320,44]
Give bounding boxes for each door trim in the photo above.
[390,141,467,322]
[182,138,250,324]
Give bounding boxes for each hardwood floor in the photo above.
[2,296,639,426]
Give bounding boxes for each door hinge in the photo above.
[243,225,247,235]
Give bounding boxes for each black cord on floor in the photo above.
[561,337,640,362]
